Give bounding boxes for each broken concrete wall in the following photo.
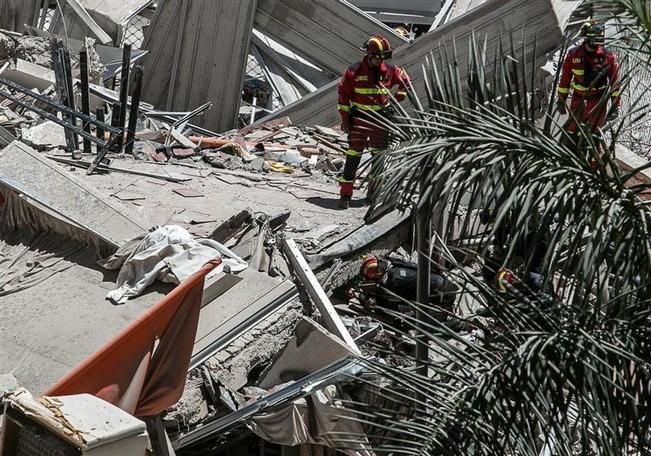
[258,0,571,127]
[0,0,42,34]
[140,0,258,132]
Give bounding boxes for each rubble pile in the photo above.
[0,26,411,456]
[133,118,348,178]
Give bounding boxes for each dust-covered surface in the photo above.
[0,234,171,394]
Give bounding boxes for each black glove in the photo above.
[607,108,620,122]
[556,101,567,115]
[380,105,395,120]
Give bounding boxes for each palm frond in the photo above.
[336,7,651,455]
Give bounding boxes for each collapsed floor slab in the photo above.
[259,0,578,127]
[0,141,149,250]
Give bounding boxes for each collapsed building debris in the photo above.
[262,0,581,127]
[5,0,648,455]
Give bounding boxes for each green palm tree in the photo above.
[335,1,651,454]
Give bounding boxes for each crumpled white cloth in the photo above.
[98,225,247,304]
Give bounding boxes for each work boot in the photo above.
[338,197,350,209]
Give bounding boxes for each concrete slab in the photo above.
[51,0,152,44]
[0,246,170,394]
[258,317,355,388]
[21,121,67,148]
[0,141,150,248]
[260,0,570,127]
[60,159,367,242]
[193,268,293,358]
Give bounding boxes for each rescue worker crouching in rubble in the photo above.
[556,19,621,162]
[479,208,554,299]
[349,255,458,320]
[337,34,411,209]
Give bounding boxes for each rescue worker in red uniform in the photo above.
[337,34,411,209]
[556,20,621,154]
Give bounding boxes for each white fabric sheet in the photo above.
[99,225,247,304]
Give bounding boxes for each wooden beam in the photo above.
[282,239,360,354]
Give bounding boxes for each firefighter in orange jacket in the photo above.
[556,20,621,148]
[337,34,411,209]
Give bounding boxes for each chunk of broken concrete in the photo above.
[247,157,270,173]
[257,317,357,389]
[203,151,244,170]
[21,121,67,149]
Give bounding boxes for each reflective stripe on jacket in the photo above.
[557,43,621,107]
[337,57,411,122]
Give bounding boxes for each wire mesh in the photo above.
[617,59,651,159]
[121,15,149,49]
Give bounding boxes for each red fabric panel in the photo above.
[45,259,221,417]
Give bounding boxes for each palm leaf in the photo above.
[333,3,651,455]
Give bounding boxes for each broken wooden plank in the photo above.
[169,128,198,150]
[282,239,360,354]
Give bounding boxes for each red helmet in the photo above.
[363,34,393,59]
[360,255,383,280]
[495,268,515,293]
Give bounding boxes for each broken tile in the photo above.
[111,190,146,201]
[146,179,167,186]
[315,125,342,138]
[172,148,196,159]
[189,212,217,224]
[173,187,204,198]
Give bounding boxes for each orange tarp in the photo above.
[45,259,221,417]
